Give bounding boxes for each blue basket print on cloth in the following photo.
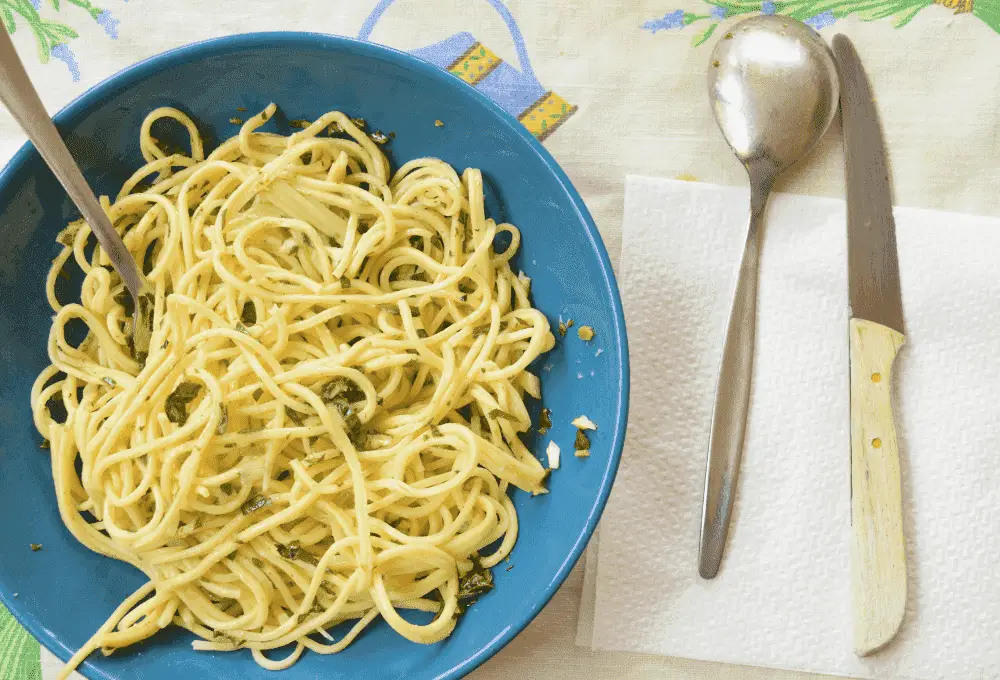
[358,0,577,141]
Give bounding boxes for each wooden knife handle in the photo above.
[849,317,907,656]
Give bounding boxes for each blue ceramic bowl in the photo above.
[0,33,628,680]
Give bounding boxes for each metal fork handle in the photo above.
[0,28,143,299]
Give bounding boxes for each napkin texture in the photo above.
[579,176,1000,680]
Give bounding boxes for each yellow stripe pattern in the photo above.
[448,42,502,86]
[936,0,973,11]
[518,91,578,141]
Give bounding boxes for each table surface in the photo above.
[8,0,1000,678]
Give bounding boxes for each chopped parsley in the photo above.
[538,408,552,435]
[240,302,257,326]
[165,382,201,426]
[241,493,271,516]
[457,554,494,608]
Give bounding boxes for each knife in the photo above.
[834,34,907,658]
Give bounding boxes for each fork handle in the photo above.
[0,29,144,299]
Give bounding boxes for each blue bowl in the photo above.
[0,33,628,680]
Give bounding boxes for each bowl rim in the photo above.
[0,30,630,680]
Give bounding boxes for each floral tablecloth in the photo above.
[2,0,998,678]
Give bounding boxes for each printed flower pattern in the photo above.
[1,0,121,81]
[643,0,1000,45]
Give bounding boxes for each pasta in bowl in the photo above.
[0,33,627,680]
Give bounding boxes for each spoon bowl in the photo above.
[708,15,839,176]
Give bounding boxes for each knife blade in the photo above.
[834,34,907,658]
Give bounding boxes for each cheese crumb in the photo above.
[434,119,444,127]
[574,450,590,458]
[571,415,597,430]
[546,440,561,469]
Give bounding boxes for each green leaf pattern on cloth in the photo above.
[0,602,40,680]
[643,0,1000,44]
[1,0,121,81]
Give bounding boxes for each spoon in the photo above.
[700,15,839,579]
[0,29,153,361]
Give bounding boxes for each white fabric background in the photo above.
[10,0,999,678]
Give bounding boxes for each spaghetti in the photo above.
[30,104,554,676]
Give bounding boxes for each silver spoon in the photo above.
[0,29,153,361]
[700,15,839,579]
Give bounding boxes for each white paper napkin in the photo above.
[576,176,1000,680]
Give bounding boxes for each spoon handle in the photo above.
[0,29,144,299]
[699,179,771,579]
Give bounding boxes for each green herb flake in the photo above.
[165,382,201,426]
[229,117,244,125]
[240,302,257,326]
[251,557,264,568]
[132,290,156,367]
[276,542,300,560]
[430,425,443,438]
[350,117,367,130]
[320,377,364,405]
[457,554,494,603]
[370,131,390,145]
[234,322,251,335]
[275,469,290,482]
[488,409,518,423]
[575,429,591,452]
[416,329,428,339]
[212,631,243,649]
[236,107,247,112]
[241,493,272,516]
[30,543,42,552]
[339,406,365,449]
[40,439,50,450]
[327,121,344,135]
[220,481,234,495]
[56,222,82,246]
[557,321,567,337]
[538,407,552,435]
[286,407,306,426]
[217,405,228,435]
[289,119,311,129]
[252,388,264,401]
[434,119,444,127]
[340,276,352,289]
